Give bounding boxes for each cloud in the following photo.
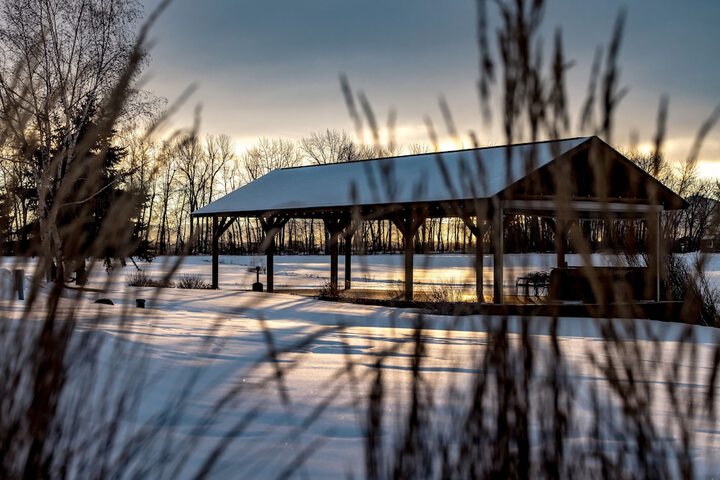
[140,0,720,179]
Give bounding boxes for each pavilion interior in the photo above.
[194,137,687,306]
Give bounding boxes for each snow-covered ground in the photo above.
[145,252,720,296]
[3,252,719,293]
[1,253,720,477]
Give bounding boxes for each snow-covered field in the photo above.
[1,253,720,477]
[21,252,713,294]
[3,252,719,294]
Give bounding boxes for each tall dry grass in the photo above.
[339,0,720,478]
[0,0,719,479]
[0,1,343,478]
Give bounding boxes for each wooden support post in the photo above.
[646,208,664,302]
[656,211,661,302]
[460,215,489,303]
[189,216,193,255]
[330,237,339,290]
[210,216,237,290]
[211,217,219,289]
[344,234,352,290]
[657,209,665,302]
[13,269,24,300]
[391,210,427,302]
[475,229,486,303]
[404,231,414,301]
[267,238,275,293]
[323,216,349,292]
[492,201,504,304]
[259,215,290,294]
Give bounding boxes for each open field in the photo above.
[1,253,720,477]
[6,252,710,296]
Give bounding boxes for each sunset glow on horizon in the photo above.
[141,0,719,178]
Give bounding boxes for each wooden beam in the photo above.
[217,216,236,237]
[502,199,664,216]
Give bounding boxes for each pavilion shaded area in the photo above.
[192,136,686,305]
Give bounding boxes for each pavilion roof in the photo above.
[192,136,686,218]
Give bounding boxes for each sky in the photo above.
[140,0,720,177]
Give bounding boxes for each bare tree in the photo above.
[0,0,144,278]
[175,135,208,250]
[353,142,402,160]
[300,129,355,164]
[682,181,717,251]
[204,134,234,203]
[199,133,234,249]
[241,137,302,182]
[407,143,436,155]
[154,141,177,255]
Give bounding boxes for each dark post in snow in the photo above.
[252,266,263,291]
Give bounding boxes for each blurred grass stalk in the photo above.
[0,1,298,477]
[349,0,720,477]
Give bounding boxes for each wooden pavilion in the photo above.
[191,136,686,305]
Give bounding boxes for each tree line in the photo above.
[3,121,719,260]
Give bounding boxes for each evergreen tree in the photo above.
[43,101,150,282]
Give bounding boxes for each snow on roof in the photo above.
[192,137,591,216]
